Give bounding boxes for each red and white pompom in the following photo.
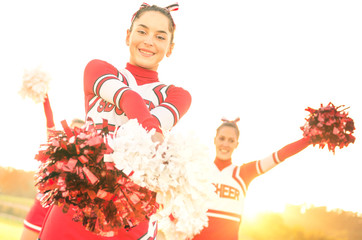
[35,118,215,238]
[301,102,355,153]
[19,66,50,103]
[35,119,158,236]
[109,120,216,240]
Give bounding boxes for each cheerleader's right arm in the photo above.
[43,94,55,129]
[43,94,55,139]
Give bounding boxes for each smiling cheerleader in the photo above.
[192,106,355,240]
[38,3,192,240]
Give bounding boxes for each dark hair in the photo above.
[216,118,240,139]
[130,5,176,43]
[70,118,85,127]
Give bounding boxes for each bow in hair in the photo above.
[138,2,179,12]
[165,3,179,12]
[221,117,240,124]
[131,2,179,23]
[140,2,150,8]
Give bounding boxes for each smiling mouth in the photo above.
[219,149,229,154]
[139,48,155,57]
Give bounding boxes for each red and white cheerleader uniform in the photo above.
[23,95,54,233]
[24,195,49,233]
[192,137,311,240]
[38,59,192,240]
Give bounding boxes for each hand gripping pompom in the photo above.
[34,119,158,236]
[301,102,355,153]
[19,66,50,103]
[109,120,217,240]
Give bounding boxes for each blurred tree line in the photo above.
[240,204,362,240]
[0,167,36,198]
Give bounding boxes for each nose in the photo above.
[220,141,230,148]
[144,35,153,46]
[222,144,230,149]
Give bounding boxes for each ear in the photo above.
[126,29,131,46]
[166,42,175,57]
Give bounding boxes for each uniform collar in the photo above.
[126,63,159,85]
[214,157,232,171]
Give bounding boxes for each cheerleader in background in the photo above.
[192,118,312,240]
[39,3,191,240]
[20,94,85,240]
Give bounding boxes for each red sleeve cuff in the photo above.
[141,117,162,133]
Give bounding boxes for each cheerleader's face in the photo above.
[126,11,174,71]
[214,126,239,160]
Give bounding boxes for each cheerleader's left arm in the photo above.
[150,85,191,131]
[258,137,312,174]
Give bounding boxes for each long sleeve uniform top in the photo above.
[84,60,191,133]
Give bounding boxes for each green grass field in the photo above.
[0,216,23,240]
[0,194,34,240]
[0,194,34,207]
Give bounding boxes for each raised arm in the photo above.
[43,94,55,139]
[43,94,55,129]
[239,137,312,189]
[258,137,311,173]
[84,59,160,132]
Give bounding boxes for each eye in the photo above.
[219,136,225,141]
[137,30,146,35]
[156,35,166,41]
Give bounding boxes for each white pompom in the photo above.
[19,66,50,103]
[110,120,217,239]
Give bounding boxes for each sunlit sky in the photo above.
[1,0,361,217]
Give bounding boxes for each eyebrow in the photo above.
[137,24,169,35]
